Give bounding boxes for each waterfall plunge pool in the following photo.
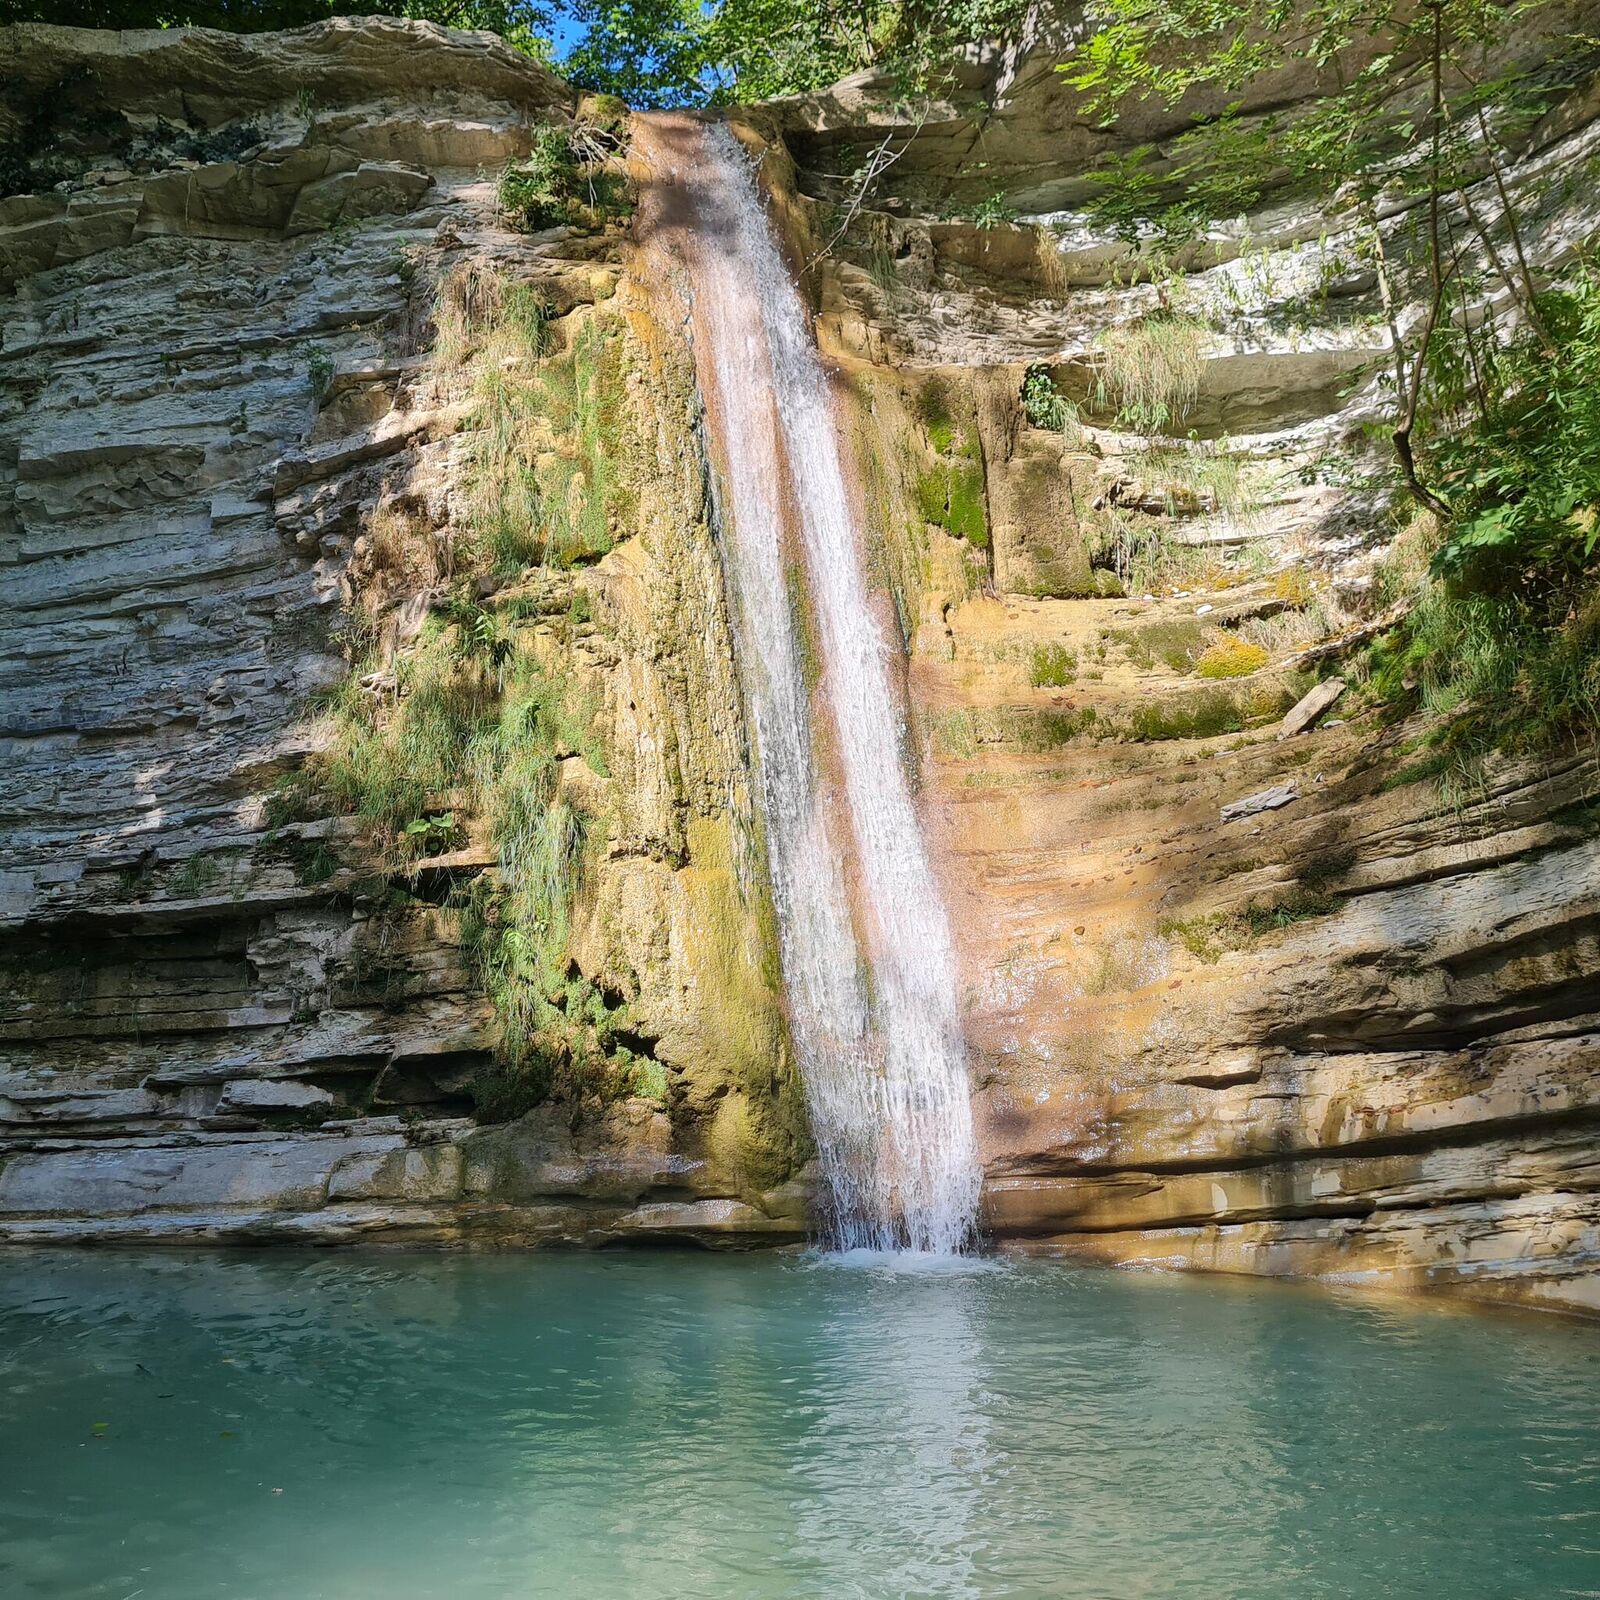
[3,1250,1597,1598]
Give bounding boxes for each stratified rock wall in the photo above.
[0,19,805,1248]
[4,18,1598,1318]
[757,17,1600,1316]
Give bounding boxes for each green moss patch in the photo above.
[1159,888,1341,963]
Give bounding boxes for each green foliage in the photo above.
[498,123,631,232]
[1058,0,1586,529]
[1429,272,1600,588]
[562,0,712,106]
[306,348,335,400]
[451,603,516,676]
[1020,364,1075,432]
[1063,0,1570,218]
[1355,269,1600,769]
[685,0,1032,103]
[309,602,628,1110]
[399,810,464,857]
[956,192,1019,229]
[1365,583,1600,764]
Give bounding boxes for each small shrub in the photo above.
[498,122,631,234]
[1021,364,1075,432]
[965,192,1018,229]
[307,348,335,400]
[399,810,463,859]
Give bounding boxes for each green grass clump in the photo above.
[1158,888,1340,963]
[269,834,340,885]
[1115,617,1208,674]
[169,852,223,897]
[1125,443,1255,516]
[1093,513,1223,597]
[321,629,487,835]
[1127,688,1245,741]
[462,315,629,574]
[1028,706,1100,747]
[315,618,633,1114]
[433,261,551,372]
[1094,314,1207,433]
[1029,643,1078,687]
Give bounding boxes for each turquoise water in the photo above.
[2,1252,1598,1599]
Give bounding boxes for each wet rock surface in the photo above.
[771,24,1600,1313]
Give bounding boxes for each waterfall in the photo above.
[638,117,981,1254]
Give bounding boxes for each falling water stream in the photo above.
[638,117,981,1253]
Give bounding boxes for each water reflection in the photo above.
[792,1257,993,1599]
[2,1252,1598,1599]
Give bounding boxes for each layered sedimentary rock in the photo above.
[761,14,1600,1315]
[0,18,804,1247]
[4,17,1599,1317]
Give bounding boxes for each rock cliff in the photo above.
[1,18,805,1247]
[3,17,1598,1317]
[756,9,1600,1316]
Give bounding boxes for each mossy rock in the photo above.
[916,459,988,548]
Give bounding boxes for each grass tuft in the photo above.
[1194,633,1269,679]
[1093,314,1207,432]
[1159,888,1340,963]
